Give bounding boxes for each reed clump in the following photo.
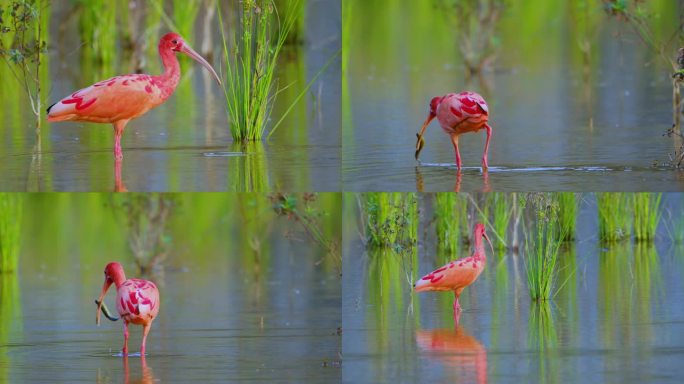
[218,0,299,141]
[433,193,468,254]
[632,193,662,242]
[596,193,631,242]
[556,193,577,241]
[359,193,418,250]
[523,194,567,301]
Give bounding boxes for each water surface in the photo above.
[343,2,684,191]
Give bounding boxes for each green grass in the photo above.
[555,193,577,241]
[433,193,468,255]
[632,193,662,242]
[0,194,23,273]
[218,0,299,141]
[523,194,567,301]
[359,193,418,249]
[490,193,513,250]
[596,193,631,242]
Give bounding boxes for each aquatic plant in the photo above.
[110,194,178,274]
[490,193,513,250]
[523,193,567,301]
[275,0,305,45]
[359,193,418,249]
[596,193,631,242]
[433,193,469,255]
[218,0,298,141]
[0,0,48,131]
[435,0,506,76]
[268,192,341,270]
[0,194,23,273]
[555,193,577,241]
[631,193,662,242]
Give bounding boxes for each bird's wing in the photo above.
[118,279,159,319]
[47,75,163,123]
[457,92,489,116]
[414,256,482,292]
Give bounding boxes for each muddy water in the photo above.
[342,195,684,383]
[0,227,340,382]
[343,2,684,191]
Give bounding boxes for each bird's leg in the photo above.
[451,134,462,169]
[141,323,151,356]
[122,321,129,356]
[482,124,492,170]
[453,291,461,315]
[112,120,128,160]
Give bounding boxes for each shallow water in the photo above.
[0,0,340,192]
[343,2,684,191]
[0,223,341,382]
[342,195,684,383]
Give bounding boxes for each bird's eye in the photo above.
[172,39,178,45]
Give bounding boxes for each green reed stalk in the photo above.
[360,193,417,249]
[555,193,577,241]
[491,193,513,250]
[632,193,662,242]
[524,195,566,301]
[0,194,23,273]
[596,193,631,242]
[218,0,298,141]
[434,193,459,254]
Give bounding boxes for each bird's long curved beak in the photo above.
[96,279,112,326]
[180,44,222,86]
[415,115,435,161]
[483,232,494,256]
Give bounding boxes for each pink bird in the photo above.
[96,262,160,356]
[414,224,493,320]
[47,32,221,160]
[414,91,493,170]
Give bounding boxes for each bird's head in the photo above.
[160,32,222,85]
[429,96,444,118]
[474,223,494,256]
[97,262,125,325]
[415,96,444,161]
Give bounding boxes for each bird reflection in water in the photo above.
[416,326,487,384]
[123,355,156,384]
[114,158,127,192]
[414,168,490,192]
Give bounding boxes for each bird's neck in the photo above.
[473,238,486,261]
[157,48,181,99]
[112,273,126,289]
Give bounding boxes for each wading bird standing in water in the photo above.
[96,262,160,356]
[414,224,493,323]
[414,91,493,170]
[47,33,221,160]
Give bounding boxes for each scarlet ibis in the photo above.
[96,262,160,356]
[47,32,221,160]
[414,223,493,319]
[414,91,493,170]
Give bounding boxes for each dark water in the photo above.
[343,2,684,191]
[1,228,340,382]
[0,0,340,192]
[342,194,684,383]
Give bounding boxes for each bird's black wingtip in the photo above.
[46,102,56,114]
